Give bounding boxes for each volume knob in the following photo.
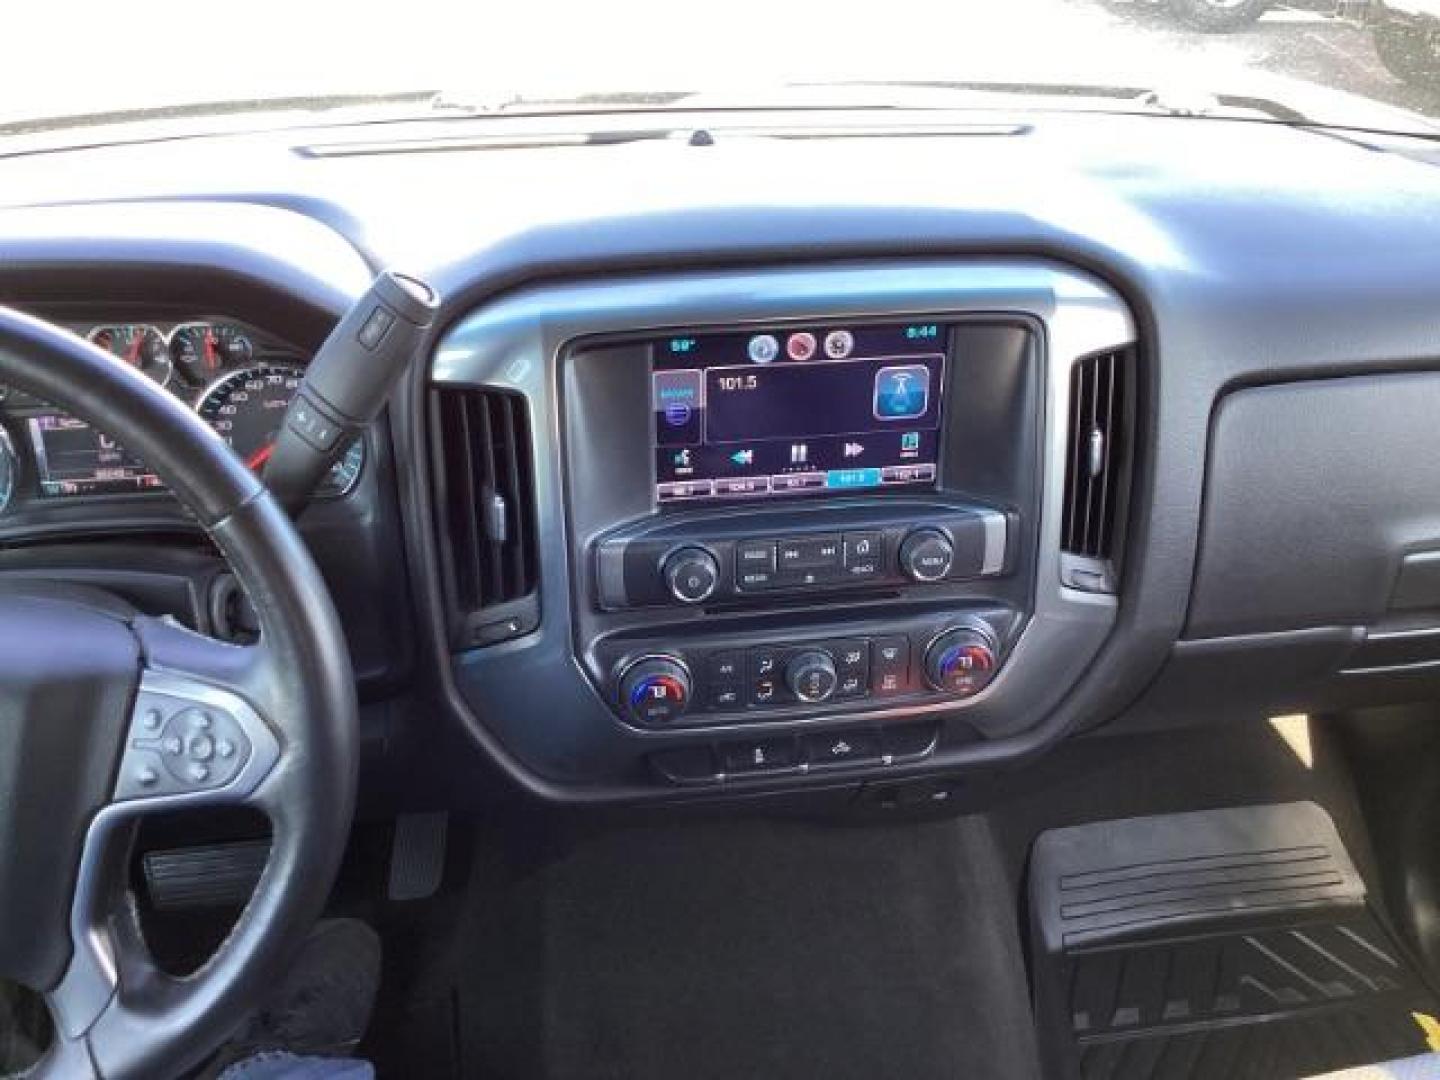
[663,546,720,604]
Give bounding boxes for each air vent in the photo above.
[430,388,540,648]
[1060,348,1132,593]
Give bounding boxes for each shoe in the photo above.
[207,918,382,1076]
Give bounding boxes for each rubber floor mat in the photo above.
[1029,803,1440,1080]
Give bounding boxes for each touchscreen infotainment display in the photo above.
[652,322,946,504]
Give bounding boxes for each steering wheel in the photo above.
[0,308,359,1078]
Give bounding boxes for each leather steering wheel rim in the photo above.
[0,306,358,1078]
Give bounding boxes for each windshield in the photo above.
[7,0,1440,137]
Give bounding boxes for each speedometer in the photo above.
[195,364,364,497]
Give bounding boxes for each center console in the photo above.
[427,261,1134,800]
[583,313,1028,747]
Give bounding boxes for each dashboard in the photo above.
[2,105,1440,808]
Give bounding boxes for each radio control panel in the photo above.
[595,505,1009,610]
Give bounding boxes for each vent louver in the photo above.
[1060,348,1132,591]
[430,388,540,648]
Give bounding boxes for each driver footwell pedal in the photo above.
[1028,802,1440,1079]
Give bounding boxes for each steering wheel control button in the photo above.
[720,738,798,775]
[124,698,254,793]
[785,650,838,704]
[115,679,273,803]
[899,527,955,582]
[619,657,692,727]
[924,627,999,697]
[803,731,881,768]
[663,546,720,604]
[151,706,252,788]
[871,636,912,696]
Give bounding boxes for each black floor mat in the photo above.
[1029,803,1440,1080]
[458,813,1041,1080]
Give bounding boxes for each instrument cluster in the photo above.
[0,319,363,513]
[86,320,254,390]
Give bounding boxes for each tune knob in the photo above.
[785,650,838,704]
[924,627,999,698]
[663,546,720,604]
[619,656,693,727]
[899,528,954,582]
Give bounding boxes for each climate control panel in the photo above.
[610,613,1010,729]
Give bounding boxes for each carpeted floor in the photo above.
[358,716,1392,1079]
[454,812,1042,1080]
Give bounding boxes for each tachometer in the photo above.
[88,324,173,386]
[195,364,363,496]
[172,323,253,386]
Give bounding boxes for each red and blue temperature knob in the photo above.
[923,627,999,698]
[619,656,693,727]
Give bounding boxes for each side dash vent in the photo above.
[430,387,540,648]
[1060,348,1133,593]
